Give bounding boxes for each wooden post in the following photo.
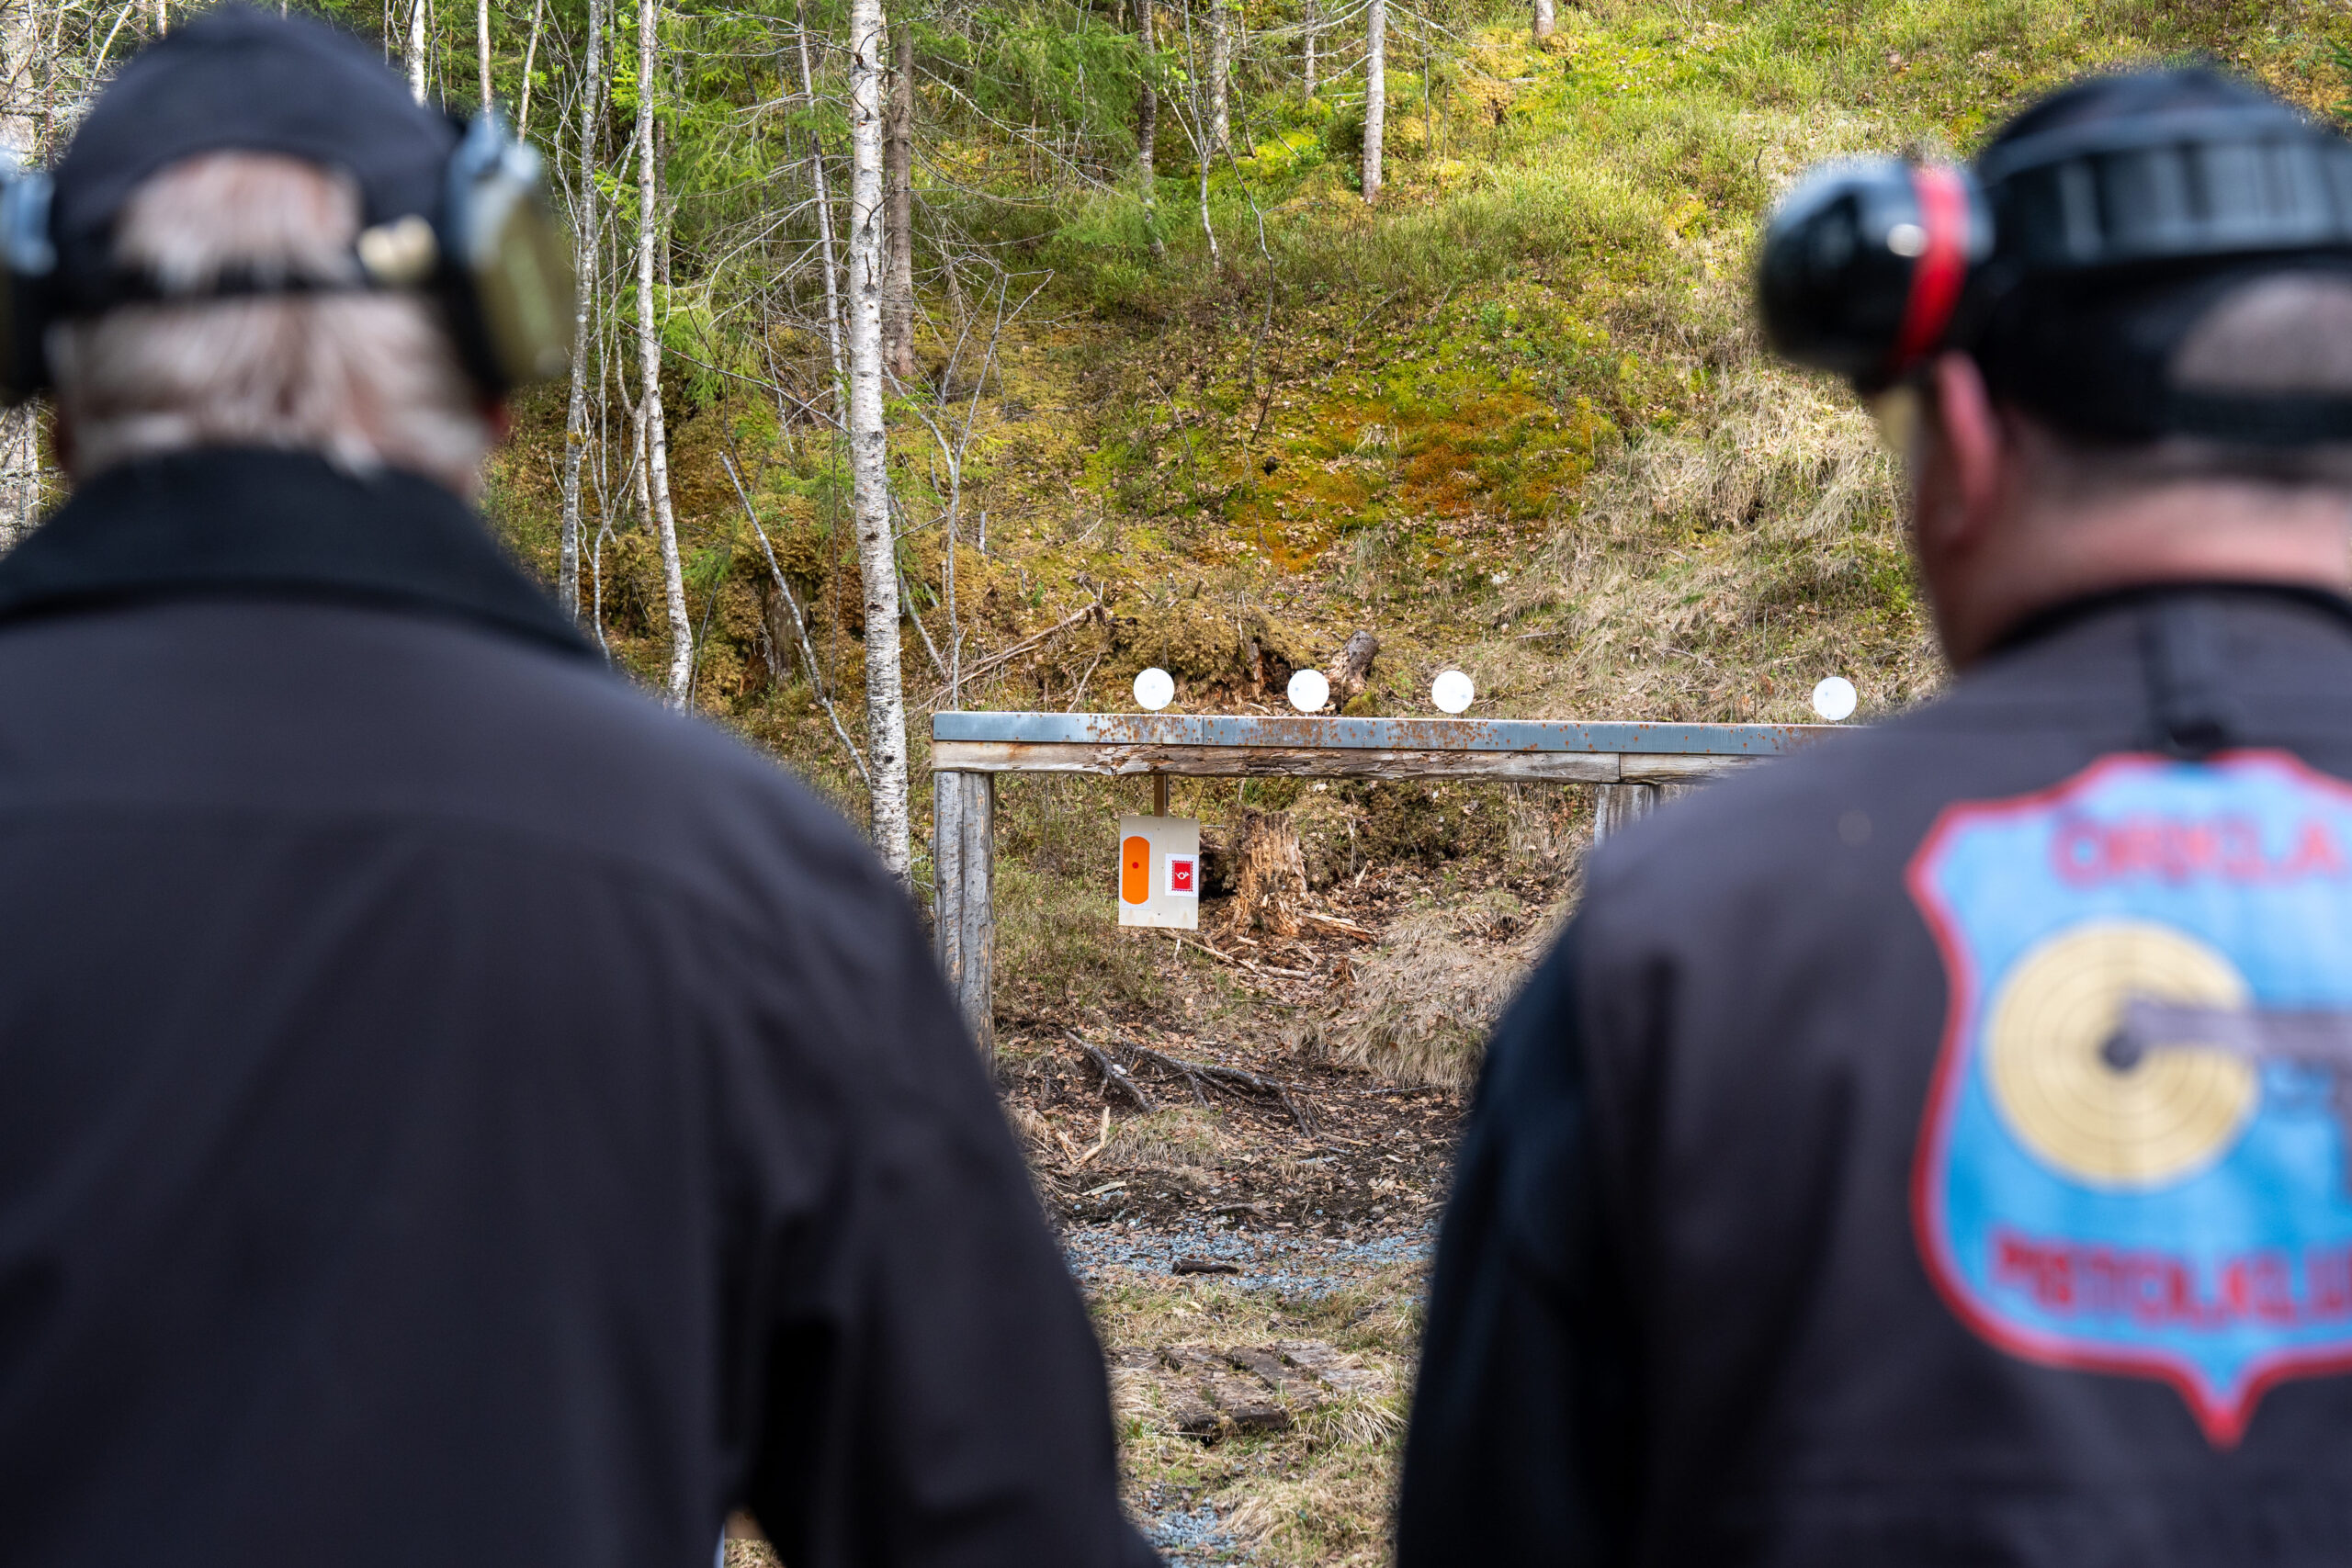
[1592,782,1659,842]
[1153,772,1170,816]
[1593,779,1710,842]
[933,769,996,1056]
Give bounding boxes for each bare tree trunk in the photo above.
[1136,0,1161,257]
[557,0,604,621]
[637,0,692,704]
[1326,629,1378,701]
[1361,0,1383,205]
[848,0,910,879]
[797,1,846,414]
[515,0,544,133]
[0,0,42,547]
[476,0,491,105]
[881,21,915,381]
[406,0,428,103]
[1532,0,1555,39]
[1302,0,1316,96]
[1206,0,1229,153]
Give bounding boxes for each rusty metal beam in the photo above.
[930,739,1623,782]
[932,711,1829,756]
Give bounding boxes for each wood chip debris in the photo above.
[1300,910,1377,942]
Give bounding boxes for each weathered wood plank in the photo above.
[1621,751,1749,782]
[932,769,996,1057]
[930,739,1625,782]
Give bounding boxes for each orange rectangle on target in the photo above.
[1121,835,1151,904]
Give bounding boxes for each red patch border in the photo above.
[1903,749,2352,1447]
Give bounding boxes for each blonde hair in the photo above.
[47,152,492,492]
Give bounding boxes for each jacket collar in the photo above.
[1986,580,2352,661]
[0,448,596,660]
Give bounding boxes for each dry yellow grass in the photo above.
[1091,1262,1428,1568]
[1330,889,1564,1090]
[1106,1106,1243,1174]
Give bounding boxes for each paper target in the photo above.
[1984,919,2256,1189]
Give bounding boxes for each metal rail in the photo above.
[932,712,1829,753]
[930,711,1841,1054]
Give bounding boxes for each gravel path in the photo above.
[1064,1219,1436,1295]
[1142,1497,1249,1566]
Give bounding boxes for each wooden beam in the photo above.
[1593,782,1658,841]
[1621,752,1748,781]
[933,769,996,1057]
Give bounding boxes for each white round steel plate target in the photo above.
[1984,920,2256,1189]
[1430,670,1476,715]
[1287,669,1330,713]
[1812,676,1858,722]
[1133,668,1174,711]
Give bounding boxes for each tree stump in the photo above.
[1230,809,1306,938]
[1326,629,1379,703]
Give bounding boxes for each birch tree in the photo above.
[1302,0,1317,96]
[477,0,492,105]
[1361,0,1384,205]
[557,0,604,620]
[1205,0,1229,154]
[515,0,545,131]
[847,0,910,878]
[0,0,41,546]
[406,0,428,103]
[1533,0,1555,41]
[636,0,693,702]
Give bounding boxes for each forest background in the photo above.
[2,1,2349,1561]
[0,0,2340,968]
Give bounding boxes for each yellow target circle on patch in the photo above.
[1984,920,2257,1189]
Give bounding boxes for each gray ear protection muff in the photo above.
[0,108,572,404]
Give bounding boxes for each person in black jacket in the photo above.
[0,11,1155,1567]
[1400,70,2352,1567]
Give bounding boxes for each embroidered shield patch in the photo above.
[1908,750,2352,1444]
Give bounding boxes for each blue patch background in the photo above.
[1916,754,2352,1421]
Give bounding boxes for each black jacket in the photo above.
[0,451,1155,1568]
[1401,587,2352,1566]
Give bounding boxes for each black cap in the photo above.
[48,4,457,310]
[1969,68,2352,444]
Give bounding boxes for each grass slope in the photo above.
[492,6,2343,1561]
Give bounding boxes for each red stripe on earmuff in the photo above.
[1891,164,1970,374]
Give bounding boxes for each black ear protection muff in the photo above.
[1758,100,2352,399]
[0,107,572,405]
[1756,157,1990,392]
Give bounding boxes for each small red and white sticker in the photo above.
[1166,854,1198,897]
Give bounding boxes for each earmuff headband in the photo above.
[1891,164,1973,376]
[0,112,570,404]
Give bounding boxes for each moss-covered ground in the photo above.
[498,3,2352,1560]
